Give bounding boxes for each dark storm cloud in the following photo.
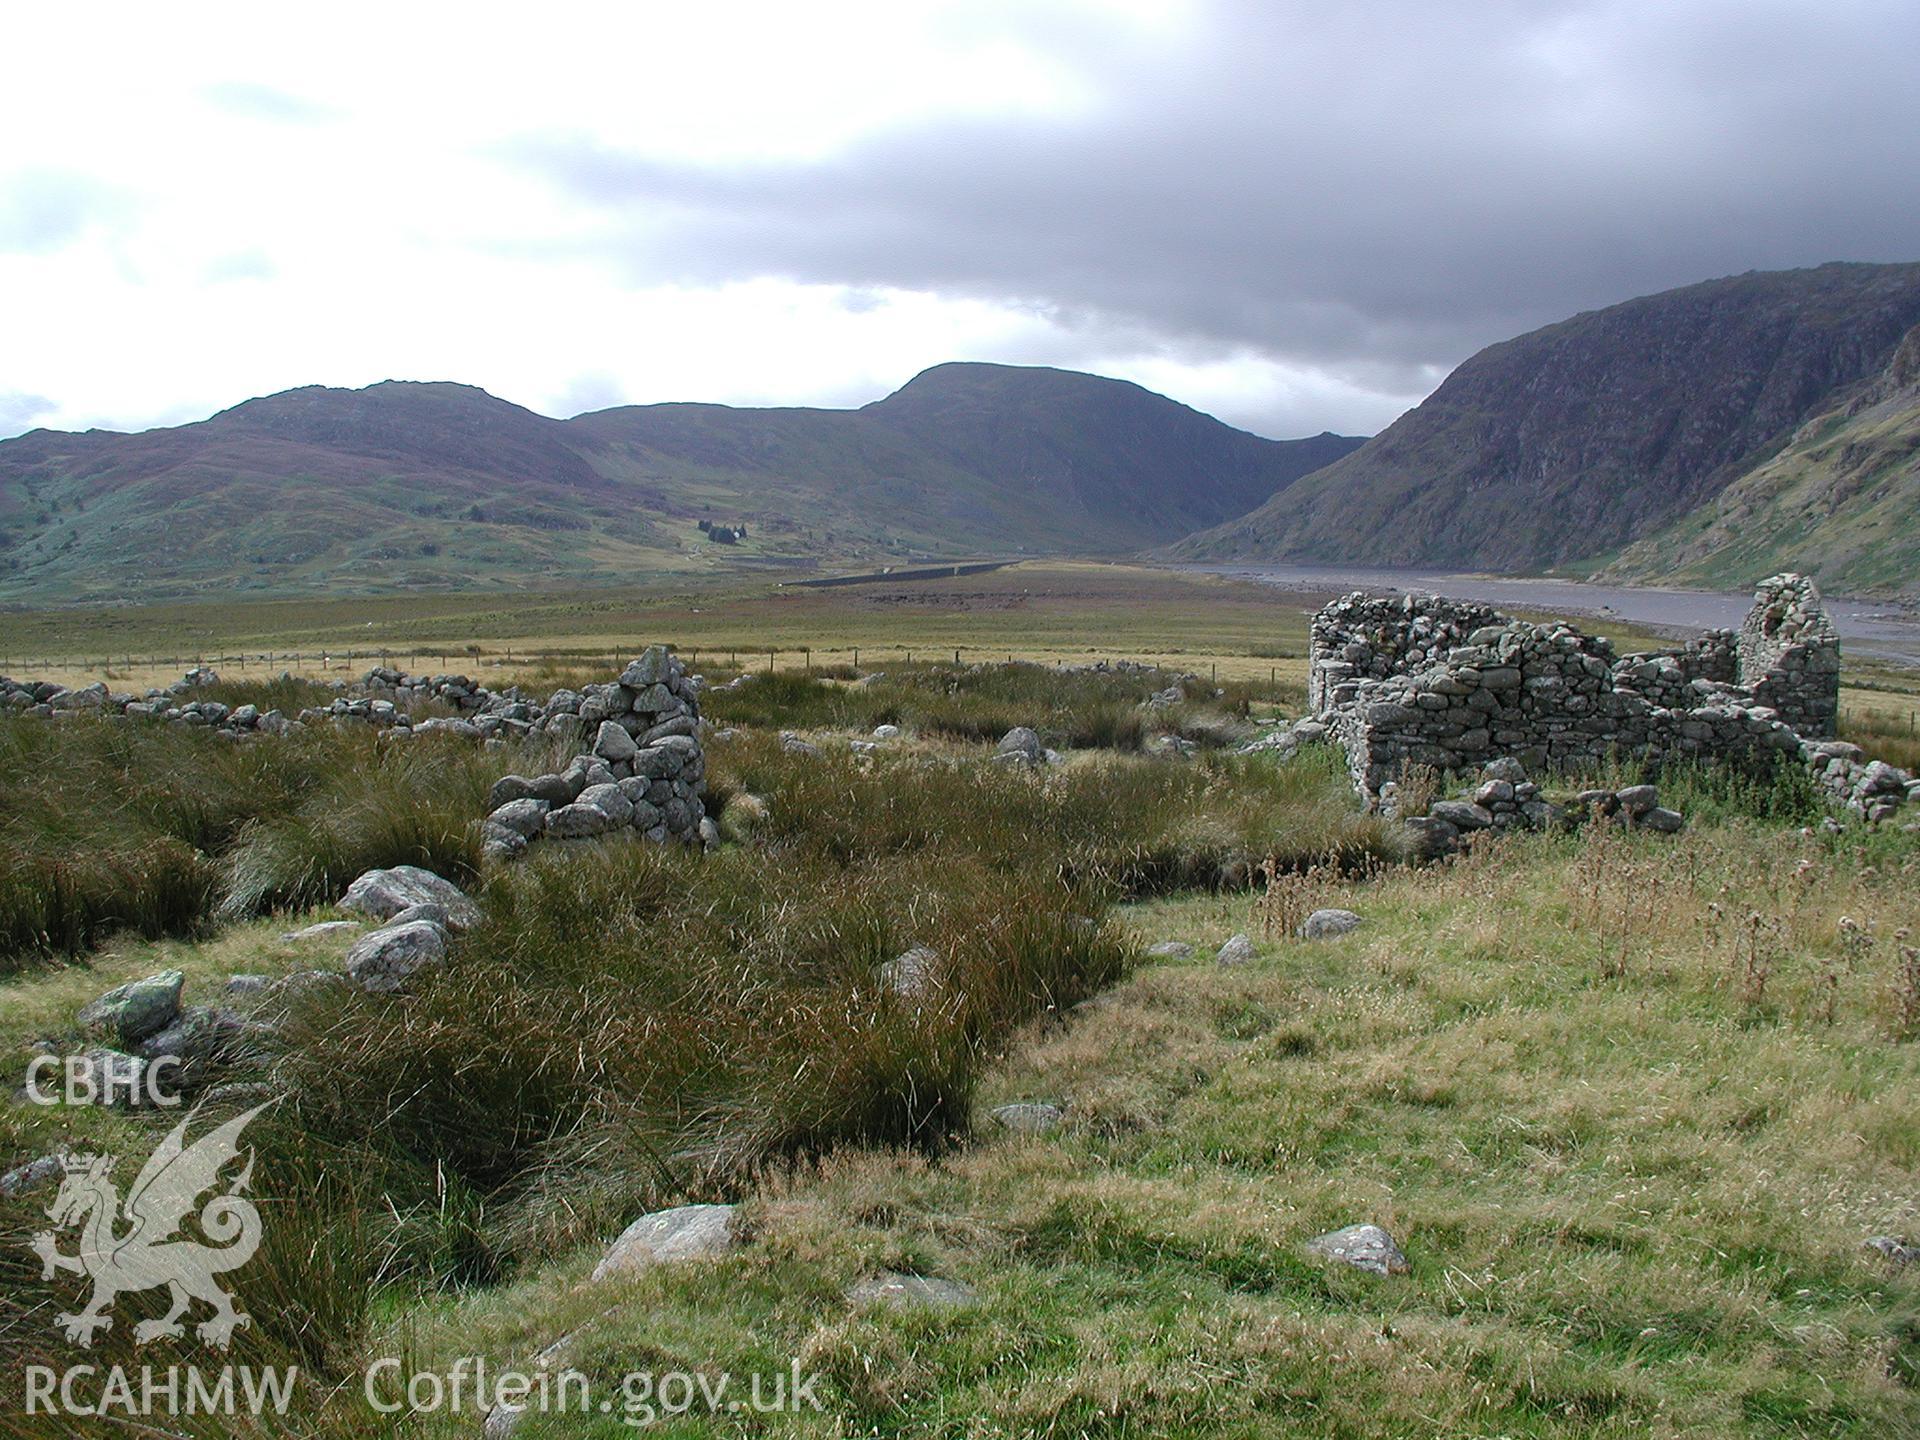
[496,0,1920,429]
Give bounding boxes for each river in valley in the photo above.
[1192,564,1920,668]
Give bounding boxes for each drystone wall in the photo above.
[1291,574,1913,824]
[0,647,712,853]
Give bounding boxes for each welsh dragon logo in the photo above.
[30,1103,271,1348]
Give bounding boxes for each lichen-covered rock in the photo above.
[994,726,1044,766]
[78,970,185,1046]
[990,1102,1064,1134]
[847,1272,977,1309]
[880,945,940,998]
[591,1203,737,1282]
[1298,908,1362,939]
[344,920,448,992]
[1216,933,1256,966]
[340,866,480,930]
[1305,1223,1409,1276]
[544,802,613,839]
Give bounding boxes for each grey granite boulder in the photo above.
[487,797,551,838]
[880,945,940,999]
[591,1203,737,1282]
[344,920,448,993]
[994,727,1044,766]
[544,802,612,839]
[1297,909,1362,940]
[1215,933,1256,966]
[340,865,480,930]
[1428,800,1493,831]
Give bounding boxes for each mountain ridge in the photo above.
[0,363,1364,602]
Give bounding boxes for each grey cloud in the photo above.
[494,0,1920,431]
[0,391,56,438]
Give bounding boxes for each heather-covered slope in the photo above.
[0,366,1361,601]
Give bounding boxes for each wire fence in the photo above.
[0,645,1307,688]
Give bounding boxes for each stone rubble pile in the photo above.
[1264,574,1916,825]
[1395,757,1687,859]
[479,646,710,860]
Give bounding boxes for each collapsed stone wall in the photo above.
[0,663,571,743]
[1296,574,1912,824]
[0,646,712,852]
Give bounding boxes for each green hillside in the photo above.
[0,365,1362,603]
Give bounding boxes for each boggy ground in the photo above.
[1,664,1917,1438]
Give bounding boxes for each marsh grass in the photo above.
[0,700,492,970]
[704,660,1291,751]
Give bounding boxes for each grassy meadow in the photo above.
[0,587,1918,1438]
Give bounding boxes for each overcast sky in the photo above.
[3,0,1917,442]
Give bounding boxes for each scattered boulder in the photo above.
[994,726,1044,766]
[873,724,902,739]
[136,1005,248,1064]
[1865,1235,1919,1266]
[344,920,448,993]
[78,970,184,1047]
[880,945,940,999]
[1297,908,1362,939]
[1145,940,1193,958]
[846,1272,977,1309]
[340,866,480,931]
[1304,1223,1409,1276]
[591,1203,738,1282]
[1215,933,1257,966]
[0,1153,67,1198]
[990,1102,1064,1134]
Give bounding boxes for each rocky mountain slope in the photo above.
[1169,263,1920,587]
[1601,322,1920,594]
[0,365,1362,602]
